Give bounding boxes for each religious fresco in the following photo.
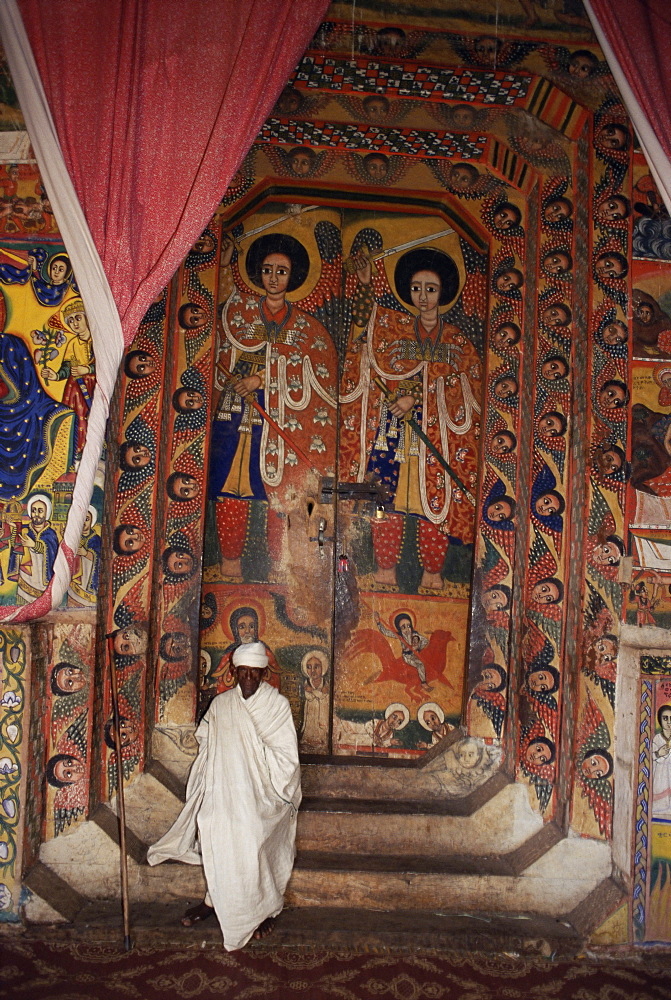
[0,627,26,923]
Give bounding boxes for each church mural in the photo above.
[5,0,671,951]
[0,627,26,923]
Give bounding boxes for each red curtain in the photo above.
[18,0,329,343]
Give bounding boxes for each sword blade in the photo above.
[374,227,456,262]
[234,206,319,244]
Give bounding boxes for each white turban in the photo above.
[232,641,268,669]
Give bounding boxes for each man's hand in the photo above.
[233,375,261,397]
[354,250,372,286]
[389,394,415,418]
[73,365,89,377]
[41,367,57,381]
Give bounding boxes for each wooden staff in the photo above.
[106,632,132,952]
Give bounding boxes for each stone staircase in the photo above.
[22,725,624,950]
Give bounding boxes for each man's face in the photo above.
[167,550,193,576]
[493,207,519,231]
[410,270,441,314]
[636,303,653,325]
[543,252,571,275]
[65,310,90,337]
[528,670,554,693]
[49,259,68,284]
[117,719,139,748]
[535,492,561,516]
[474,36,499,64]
[487,499,512,522]
[483,588,508,612]
[493,377,517,400]
[581,753,609,779]
[602,322,627,345]
[532,581,559,604]
[596,255,626,280]
[541,305,570,327]
[365,156,389,180]
[237,614,257,644]
[194,234,215,254]
[596,448,622,476]
[290,152,313,176]
[479,667,501,691]
[423,710,442,732]
[457,742,479,768]
[117,526,145,554]
[660,708,671,739]
[594,638,617,664]
[525,741,552,766]
[387,710,405,730]
[599,383,626,410]
[593,541,621,567]
[538,414,564,438]
[113,628,145,656]
[177,390,204,411]
[261,253,292,296]
[398,618,413,642]
[495,270,521,293]
[182,305,208,329]
[56,664,86,694]
[306,656,324,684]
[541,359,568,381]
[30,500,47,525]
[544,198,572,223]
[235,664,266,699]
[54,755,85,784]
[569,54,595,78]
[492,325,519,349]
[452,105,475,129]
[597,124,628,150]
[597,197,628,221]
[490,432,515,456]
[173,474,199,500]
[163,633,189,659]
[124,443,151,468]
[128,352,155,377]
[449,165,477,190]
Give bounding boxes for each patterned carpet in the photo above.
[1,939,670,1000]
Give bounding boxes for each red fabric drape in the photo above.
[18,0,329,344]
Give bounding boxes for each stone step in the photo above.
[29,900,584,957]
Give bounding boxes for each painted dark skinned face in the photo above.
[235,665,266,699]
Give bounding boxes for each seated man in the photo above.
[147,642,301,950]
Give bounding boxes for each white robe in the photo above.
[147,682,301,950]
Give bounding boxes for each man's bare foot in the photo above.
[253,916,276,939]
[181,902,214,927]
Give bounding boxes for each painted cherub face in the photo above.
[492,324,520,349]
[55,664,86,694]
[482,588,509,613]
[490,431,516,456]
[531,580,560,604]
[541,358,568,381]
[598,383,627,410]
[595,254,626,280]
[543,252,571,275]
[493,377,518,400]
[596,197,629,221]
[537,413,565,438]
[53,755,85,784]
[479,667,502,691]
[592,540,621,566]
[602,321,628,345]
[166,550,194,576]
[541,305,571,328]
[117,526,146,554]
[449,165,478,190]
[124,443,151,468]
[595,447,622,477]
[581,753,609,779]
[493,206,519,230]
[594,637,617,664]
[527,670,554,693]
[525,740,552,766]
[535,492,561,516]
[486,499,513,522]
[543,198,572,223]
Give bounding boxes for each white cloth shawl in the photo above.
[147,682,301,950]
